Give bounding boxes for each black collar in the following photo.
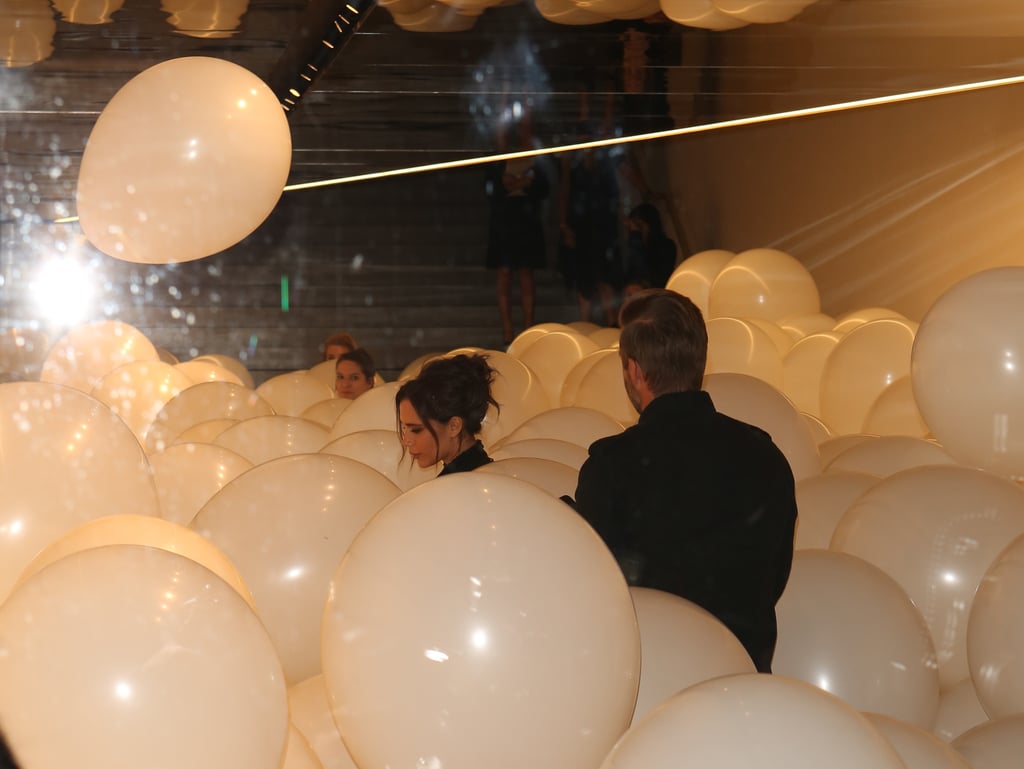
[438,440,493,476]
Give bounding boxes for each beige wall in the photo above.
[663,0,1024,321]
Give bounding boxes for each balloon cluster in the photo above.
[3,256,1024,768]
[377,0,822,32]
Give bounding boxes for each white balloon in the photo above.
[703,373,822,481]
[775,550,939,728]
[76,57,290,264]
[149,442,253,526]
[952,715,1024,769]
[824,436,955,477]
[320,428,437,491]
[602,672,906,768]
[497,406,623,449]
[288,675,359,769]
[866,713,973,769]
[794,472,877,550]
[213,416,329,465]
[490,438,589,471]
[629,587,754,724]
[145,381,273,453]
[477,457,580,500]
[933,678,990,743]
[255,372,334,417]
[40,320,159,393]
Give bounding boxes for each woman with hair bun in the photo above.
[395,353,499,475]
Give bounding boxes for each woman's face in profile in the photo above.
[335,360,373,399]
[398,399,445,468]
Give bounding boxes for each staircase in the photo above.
[119,162,581,384]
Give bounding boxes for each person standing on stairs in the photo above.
[484,102,550,346]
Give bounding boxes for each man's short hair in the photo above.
[618,289,708,394]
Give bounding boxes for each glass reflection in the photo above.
[162,0,250,38]
[0,0,55,68]
[51,0,126,25]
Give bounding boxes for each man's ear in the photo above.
[626,358,645,387]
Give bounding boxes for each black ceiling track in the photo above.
[266,0,379,114]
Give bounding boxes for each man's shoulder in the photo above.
[711,411,794,476]
[586,427,638,459]
[715,410,773,441]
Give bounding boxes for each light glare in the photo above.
[30,258,94,326]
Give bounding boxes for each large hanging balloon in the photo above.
[76,56,291,264]
[911,267,1024,480]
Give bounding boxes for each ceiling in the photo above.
[6,0,1024,225]
[2,0,699,224]
[4,0,1024,373]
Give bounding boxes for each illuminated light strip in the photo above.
[49,73,1024,224]
[283,73,1024,192]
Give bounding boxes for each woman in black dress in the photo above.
[623,202,677,297]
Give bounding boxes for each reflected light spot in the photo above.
[1,519,24,537]
[470,628,488,650]
[236,99,248,109]
[941,571,959,585]
[424,648,449,663]
[815,674,831,691]
[114,681,133,700]
[284,566,305,581]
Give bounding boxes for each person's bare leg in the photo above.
[497,267,514,342]
[598,282,617,326]
[518,269,535,330]
[578,293,592,323]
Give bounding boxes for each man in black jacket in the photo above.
[572,289,797,673]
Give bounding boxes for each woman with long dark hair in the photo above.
[395,354,499,475]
